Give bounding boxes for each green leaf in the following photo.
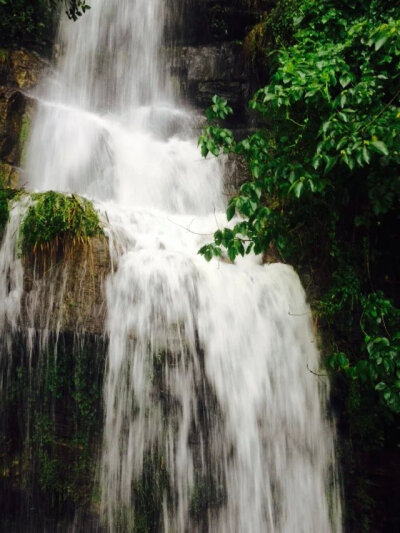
[339,74,352,88]
[370,140,389,156]
[362,146,371,165]
[375,36,388,51]
[226,203,236,221]
[214,230,223,245]
[324,155,338,174]
[293,181,304,198]
[227,246,237,262]
[198,245,212,261]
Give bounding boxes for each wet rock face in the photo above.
[0,48,47,90]
[170,1,276,119]
[179,0,273,45]
[0,49,47,186]
[0,330,106,528]
[21,236,111,336]
[169,42,250,117]
[0,89,31,173]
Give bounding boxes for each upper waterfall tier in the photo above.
[56,0,172,111]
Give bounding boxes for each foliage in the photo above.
[198,95,235,159]
[329,292,400,412]
[20,191,103,252]
[243,0,300,69]
[65,0,90,21]
[0,0,53,47]
[0,1,90,48]
[199,0,400,412]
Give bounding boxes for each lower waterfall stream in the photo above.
[0,0,342,531]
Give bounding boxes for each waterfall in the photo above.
[0,0,342,531]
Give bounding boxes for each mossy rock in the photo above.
[0,49,47,89]
[20,191,104,252]
[0,333,106,522]
[18,109,32,166]
[243,0,301,70]
[0,87,35,170]
[17,192,110,335]
[0,162,19,188]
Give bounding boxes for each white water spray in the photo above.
[0,198,29,353]
[21,0,343,530]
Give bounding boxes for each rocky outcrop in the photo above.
[0,88,33,184]
[169,1,277,119]
[0,48,47,90]
[169,42,250,118]
[0,49,47,187]
[21,236,111,336]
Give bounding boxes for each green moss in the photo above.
[243,21,267,63]
[1,333,105,513]
[111,452,169,532]
[131,453,170,533]
[18,112,31,166]
[190,475,225,520]
[30,342,103,501]
[20,191,103,252]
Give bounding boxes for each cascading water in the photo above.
[1,0,343,530]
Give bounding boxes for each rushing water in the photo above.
[1,0,343,530]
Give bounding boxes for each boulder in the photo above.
[0,49,46,186]
[0,48,47,90]
[0,162,19,188]
[21,236,111,336]
[0,88,34,168]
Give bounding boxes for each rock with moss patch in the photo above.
[17,191,109,335]
[0,162,19,188]
[0,48,46,183]
[22,234,111,335]
[0,87,35,177]
[0,49,47,90]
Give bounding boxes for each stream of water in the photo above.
[1,0,342,530]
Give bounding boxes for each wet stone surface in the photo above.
[21,236,111,336]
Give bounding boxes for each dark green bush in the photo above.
[0,1,91,48]
[0,0,55,48]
